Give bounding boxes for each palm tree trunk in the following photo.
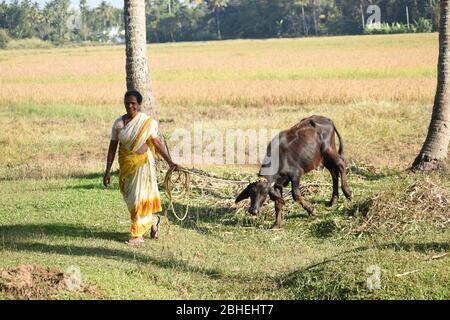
[301,5,308,36]
[215,7,222,40]
[412,0,450,171]
[124,0,156,118]
[312,0,318,35]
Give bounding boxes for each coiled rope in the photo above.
[160,135,249,222]
[163,165,249,222]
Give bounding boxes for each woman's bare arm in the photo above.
[103,140,119,187]
[147,136,177,167]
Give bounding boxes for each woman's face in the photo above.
[124,95,140,118]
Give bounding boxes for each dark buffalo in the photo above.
[235,115,352,229]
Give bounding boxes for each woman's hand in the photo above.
[168,161,180,170]
[103,140,119,188]
[103,171,111,187]
[104,140,118,188]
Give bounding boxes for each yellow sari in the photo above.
[118,112,161,238]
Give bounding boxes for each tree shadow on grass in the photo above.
[0,223,227,279]
[0,223,127,243]
[279,240,450,280]
[163,202,238,235]
[2,241,224,279]
[276,240,449,298]
[66,170,130,190]
[1,223,447,289]
[164,195,334,235]
[63,183,106,190]
[71,171,118,181]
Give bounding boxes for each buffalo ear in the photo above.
[235,186,251,203]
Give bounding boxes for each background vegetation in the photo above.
[0,0,440,47]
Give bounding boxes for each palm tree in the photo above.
[97,1,113,29]
[208,0,228,40]
[412,0,450,171]
[124,0,156,117]
[294,0,309,36]
[311,0,319,35]
[79,0,89,40]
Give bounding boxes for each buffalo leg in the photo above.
[324,148,352,200]
[272,199,284,229]
[337,157,352,199]
[272,185,284,229]
[324,161,339,207]
[292,176,315,215]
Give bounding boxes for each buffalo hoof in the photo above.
[327,198,339,207]
[343,189,353,200]
[307,207,316,216]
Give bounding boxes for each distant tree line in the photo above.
[146,0,437,42]
[0,0,123,45]
[0,0,439,47]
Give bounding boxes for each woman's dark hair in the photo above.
[124,90,143,104]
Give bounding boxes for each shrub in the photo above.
[414,18,433,33]
[6,37,53,50]
[364,22,407,35]
[364,19,433,35]
[0,29,10,49]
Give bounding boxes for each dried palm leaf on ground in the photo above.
[345,178,449,235]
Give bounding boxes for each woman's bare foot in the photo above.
[125,237,144,246]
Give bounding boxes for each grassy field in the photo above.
[0,33,449,299]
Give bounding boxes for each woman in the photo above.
[103,90,177,246]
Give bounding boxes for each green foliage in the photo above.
[364,18,433,35]
[0,28,10,49]
[0,0,439,45]
[0,167,448,299]
[6,37,53,49]
[0,0,123,45]
[364,22,408,35]
[414,17,433,33]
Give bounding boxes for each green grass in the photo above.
[0,169,448,300]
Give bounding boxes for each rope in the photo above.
[178,167,250,184]
[163,165,249,222]
[163,165,191,221]
[159,131,255,227]
[161,164,340,224]
[160,135,249,223]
